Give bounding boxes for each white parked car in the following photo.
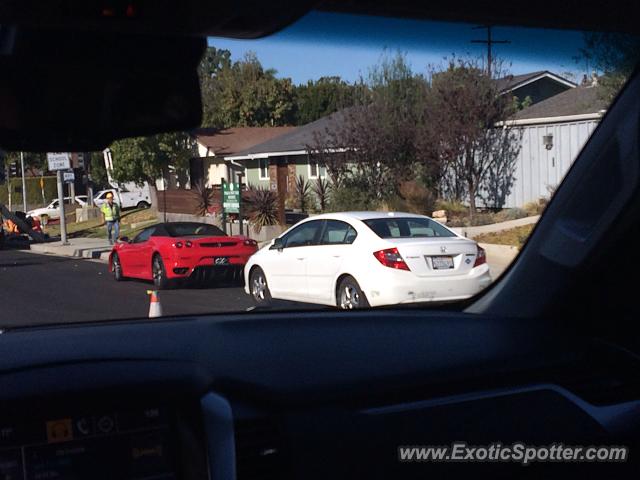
[245,212,492,309]
[27,196,87,220]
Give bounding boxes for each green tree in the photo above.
[199,47,233,128]
[199,49,296,128]
[293,77,356,125]
[425,58,521,217]
[108,132,195,208]
[579,32,640,101]
[310,53,429,202]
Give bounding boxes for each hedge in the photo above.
[0,176,59,211]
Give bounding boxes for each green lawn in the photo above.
[44,208,159,240]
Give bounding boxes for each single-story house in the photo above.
[190,127,296,187]
[225,114,341,201]
[503,83,608,208]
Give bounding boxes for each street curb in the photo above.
[29,242,111,263]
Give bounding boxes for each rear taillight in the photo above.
[172,241,183,248]
[185,241,192,248]
[373,248,410,271]
[474,245,486,267]
[244,239,258,247]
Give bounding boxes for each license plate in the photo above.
[430,256,454,270]
[213,257,229,265]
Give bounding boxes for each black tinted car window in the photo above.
[364,218,455,238]
[321,220,358,245]
[164,223,226,237]
[133,228,154,243]
[282,220,323,248]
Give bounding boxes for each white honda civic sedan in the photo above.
[245,212,492,309]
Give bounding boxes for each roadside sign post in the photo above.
[222,180,240,235]
[220,178,227,235]
[237,172,244,236]
[20,152,27,213]
[55,170,68,245]
[47,153,71,245]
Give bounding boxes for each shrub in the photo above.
[493,207,527,222]
[395,180,436,215]
[328,182,380,212]
[193,181,216,216]
[245,185,279,233]
[434,199,468,216]
[312,177,331,212]
[295,175,311,213]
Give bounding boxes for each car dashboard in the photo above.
[2,310,640,480]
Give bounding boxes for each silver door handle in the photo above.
[296,257,305,260]
[332,255,341,258]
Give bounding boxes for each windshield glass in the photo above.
[365,217,456,239]
[164,223,226,237]
[1,12,637,326]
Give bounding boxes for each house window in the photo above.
[308,161,324,179]
[259,158,269,180]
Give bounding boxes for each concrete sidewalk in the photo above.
[480,243,519,279]
[29,238,112,261]
[451,215,539,239]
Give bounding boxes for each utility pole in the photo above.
[56,170,69,245]
[471,25,510,77]
[6,163,11,211]
[20,152,27,213]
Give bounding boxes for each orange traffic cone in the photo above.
[147,290,163,318]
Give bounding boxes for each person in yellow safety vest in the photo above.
[100,192,121,245]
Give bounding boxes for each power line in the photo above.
[471,25,511,77]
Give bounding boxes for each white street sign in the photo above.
[63,171,75,183]
[47,152,71,171]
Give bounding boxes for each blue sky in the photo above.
[208,11,589,85]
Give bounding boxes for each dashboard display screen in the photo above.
[0,406,178,480]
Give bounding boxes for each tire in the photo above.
[111,252,124,281]
[336,276,370,310]
[136,201,150,209]
[249,267,272,306]
[152,254,171,290]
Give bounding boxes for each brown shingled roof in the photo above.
[513,86,608,120]
[193,127,297,157]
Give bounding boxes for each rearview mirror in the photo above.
[119,236,130,244]
[0,27,205,151]
[270,238,284,251]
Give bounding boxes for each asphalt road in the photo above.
[0,249,288,329]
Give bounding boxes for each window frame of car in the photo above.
[132,227,155,244]
[279,219,325,248]
[318,219,358,245]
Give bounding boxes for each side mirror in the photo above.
[119,236,130,244]
[270,238,284,251]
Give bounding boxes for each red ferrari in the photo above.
[108,222,258,288]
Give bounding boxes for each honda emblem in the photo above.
[440,245,447,253]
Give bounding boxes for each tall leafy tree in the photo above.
[108,132,195,208]
[293,77,357,125]
[309,53,430,203]
[199,49,296,128]
[425,58,521,217]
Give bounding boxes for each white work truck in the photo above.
[93,182,152,209]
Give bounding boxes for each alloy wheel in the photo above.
[340,285,360,309]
